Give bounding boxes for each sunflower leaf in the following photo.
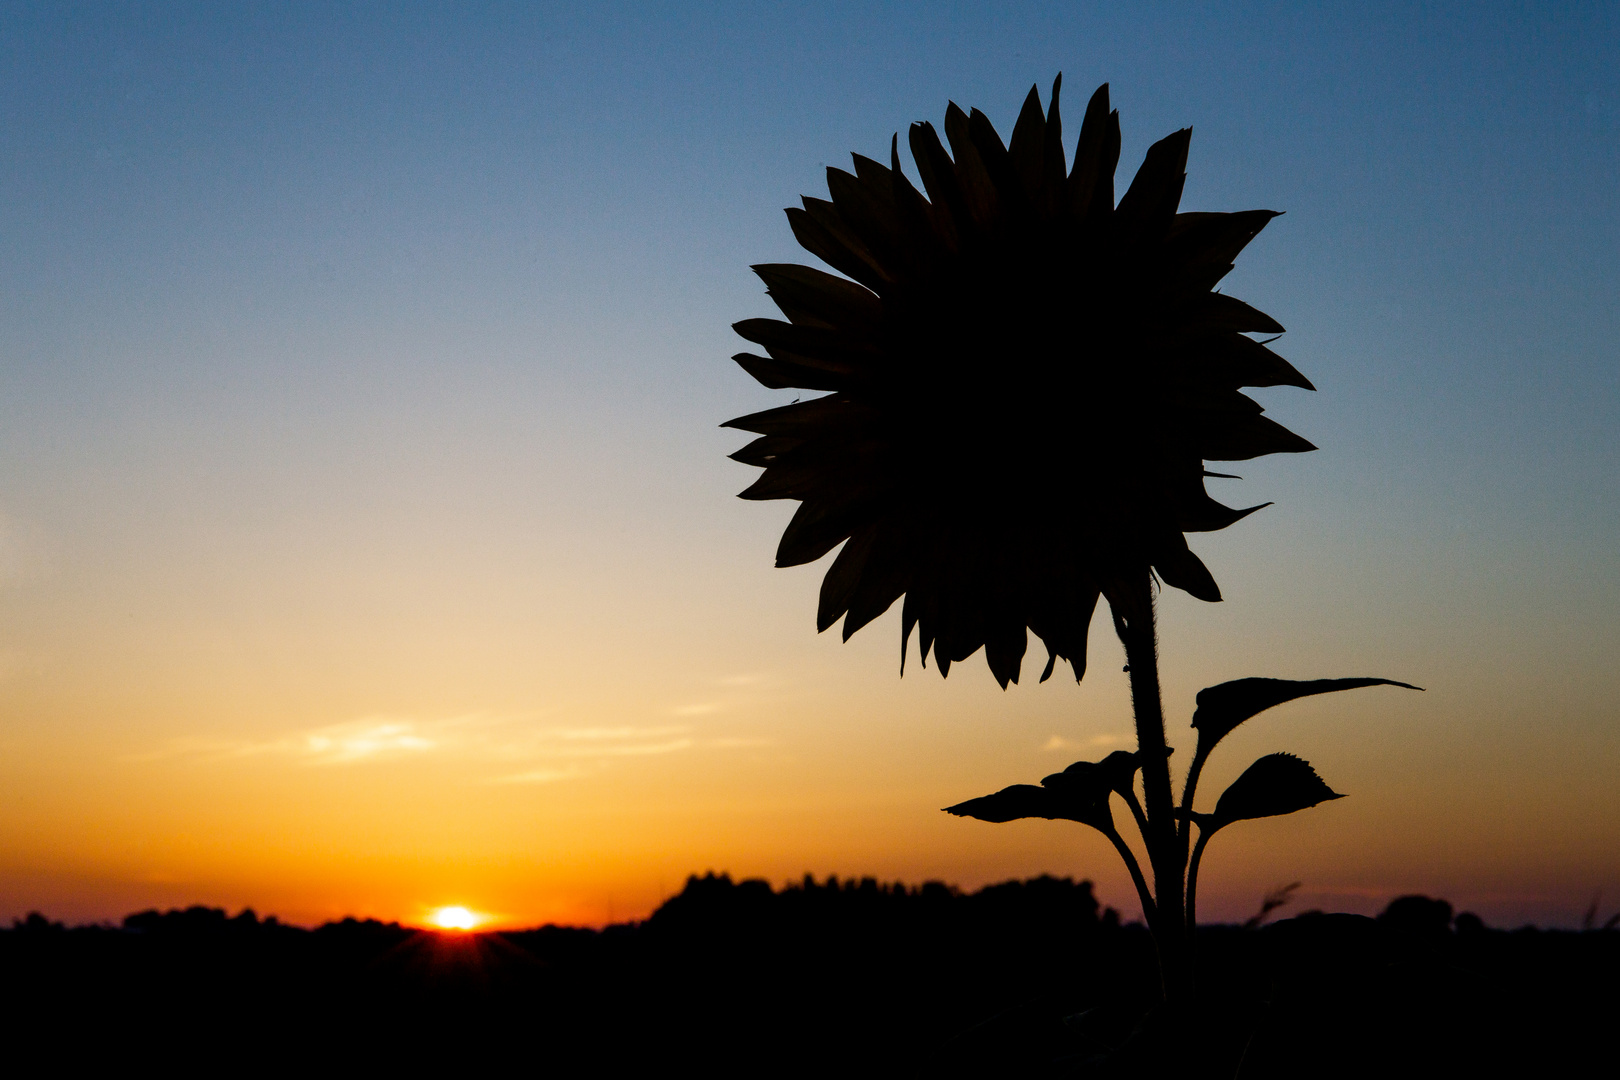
[1192,677,1424,753]
[1210,753,1343,828]
[944,784,1054,824]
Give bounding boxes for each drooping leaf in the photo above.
[1192,676,1424,753]
[1210,753,1342,827]
[1095,749,1144,796]
[944,784,1052,823]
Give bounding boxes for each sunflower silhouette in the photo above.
[725,78,1314,688]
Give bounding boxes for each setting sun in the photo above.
[430,906,480,931]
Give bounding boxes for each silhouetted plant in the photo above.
[724,76,1419,1036]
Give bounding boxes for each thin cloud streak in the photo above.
[131,717,764,777]
[1042,734,1126,753]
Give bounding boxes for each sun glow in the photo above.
[430,906,480,931]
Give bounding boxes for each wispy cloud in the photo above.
[710,736,772,749]
[488,765,584,786]
[135,715,741,780]
[716,673,768,687]
[1042,733,1126,752]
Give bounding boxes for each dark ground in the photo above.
[2,874,1615,1076]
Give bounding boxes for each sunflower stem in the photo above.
[1186,825,1214,933]
[1101,821,1158,928]
[1112,571,1191,1005]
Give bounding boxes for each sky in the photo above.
[1,1,1616,930]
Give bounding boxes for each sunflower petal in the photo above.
[1176,493,1270,533]
[890,133,954,256]
[968,107,1023,211]
[1166,210,1282,271]
[909,121,974,241]
[1195,412,1317,461]
[899,590,921,674]
[728,434,802,468]
[732,318,879,372]
[1153,537,1222,602]
[752,264,882,331]
[945,102,999,230]
[817,526,878,632]
[829,162,910,275]
[1042,73,1066,199]
[1173,333,1315,391]
[1116,128,1190,231]
[721,393,874,437]
[841,561,908,641]
[785,205,891,291]
[776,493,882,567]
[1007,83,1048,208]
[1183,293,1286,335]
[731,352,851,392]
[984,620,1028,689]
[1068,83,1114,220]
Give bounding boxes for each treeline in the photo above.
[3,875,1617,1075]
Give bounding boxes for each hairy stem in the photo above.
[1112,570,1189,1002]
[1102,822,1158,927]
[1186,826,1214,933]
[1120,784,1152,846]
[1178,742,1211,852]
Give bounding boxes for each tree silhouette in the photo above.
[726,76,1420,1058]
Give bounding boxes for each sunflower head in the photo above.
[725,78,1315,688]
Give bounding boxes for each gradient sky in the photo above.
[1,2,1616,929]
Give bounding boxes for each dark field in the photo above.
[3,875,1615,1076]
